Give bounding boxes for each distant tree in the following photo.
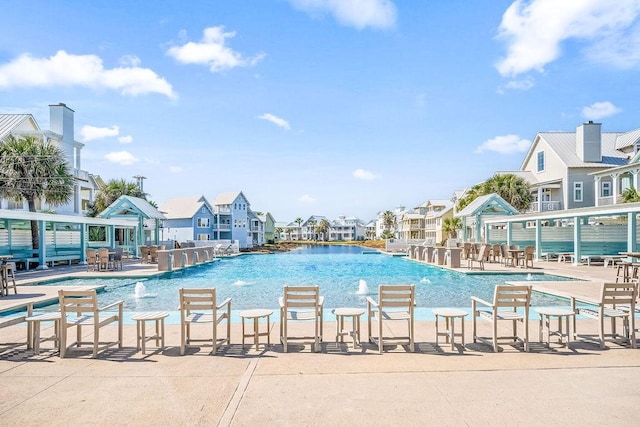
[456,173,531,212]
[315,219,331,241]
[442,217,462,239]
[294,217,303,241]
[382,210,396,236]
[0,135,74,252]
[87,178,147,217]
[274,227,283,241]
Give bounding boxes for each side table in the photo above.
[432,308,467,350]
[332,307,365,348]
[131,311,169,354]
[239,309,273,350]
[25,312,61,355]
[535,307,574,347]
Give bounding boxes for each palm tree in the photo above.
[315,219,331,241]
[294,217,303,241]
[382,211,396,239]
[0,135,74,251]
[87,178,147,217]
[456,173,531,212]
[442,217,462,239]
[274,227,283,241]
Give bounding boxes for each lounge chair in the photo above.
[467,244,488,270]
[179,288,231,355]
[279,285,324,352]
[571,282,637,349]
[367,284,415,353]
[471,284,532,352]
[58,289,124,358]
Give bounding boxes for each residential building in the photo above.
[0,103,98,215]
[158,195,216,243]
[248,210,264,246]
[257,212,277,244]
[507,121,629,213]
[398,203,427,240]
[330,215,366,241]
[424,199,454,244]
[212,191,251,249]
[374,205,405,239]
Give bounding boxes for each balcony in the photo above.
[214,207,231,214]
[597,195,623,206]
[528,200,562,212]
[213,224,231,231]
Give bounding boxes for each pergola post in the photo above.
[573,216,581,266]
[36,220,48,269]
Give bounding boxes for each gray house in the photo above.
[508,121,629,213]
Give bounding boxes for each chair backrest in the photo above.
[500,244,508,257]
[282,285,319,311]
[59,289,98,317]
[524,245,535,258]
[492,244,501,254]
[113,247,123,260]
[492,284,531,308]
[179,288,216,314]
[600,282,637,307]
[476,244,489,260]
[97,247,110,261]
[509,244,520,250]
[378,284,414,313]
[86,248,96,263]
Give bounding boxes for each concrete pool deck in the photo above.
[0,256,639,425]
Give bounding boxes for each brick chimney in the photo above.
[576,121,602,163]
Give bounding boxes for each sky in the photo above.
[2,0,640,223]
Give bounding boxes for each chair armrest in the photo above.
[470,296,492,307]
[278,297,284,308]
[99,300,124,312]
[366,297,378,308]
[217,298,232,310]
[318,296,325,307]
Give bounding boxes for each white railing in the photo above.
[528,201,562,212]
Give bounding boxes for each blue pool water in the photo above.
[35,245,570,321]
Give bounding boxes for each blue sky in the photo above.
[2,0,640,222]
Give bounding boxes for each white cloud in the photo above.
[118,135,133,144]
[0,50,176,98]
[169,166,182,173]
[166,26,265,72]
[495,0,640,77]
[289,0,397,29]
[475,134,530,154]
[298,194,316,203]
[582,101,622,120]
[80,125,119,142]
[105,151,138,165]
[258,113,291,130]
[352,168,376,180]
[497,77,535,93]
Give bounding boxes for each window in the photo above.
[201,207,206,213]
[7,200,22,210]
[197,217,209,227]
[601,181,611,197]
[197,233,210,240]
[537,151,545,172]
[574,182,583,202]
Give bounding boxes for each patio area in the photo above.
[0,257,639,426]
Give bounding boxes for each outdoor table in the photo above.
[432,308,467,350]
[507,249,524,267]
[131,311,169,354]
[239,309,273,350]
[535,307,575,347]
[333,307,365,348]
[25,312,61,354]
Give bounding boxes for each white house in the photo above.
[0,103,98,215]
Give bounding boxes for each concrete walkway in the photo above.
[0,256,639,426]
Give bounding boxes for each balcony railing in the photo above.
[597,195,623,206]
[213,224,231,231]
[528,200,562,212]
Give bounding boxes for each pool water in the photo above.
[36,245,570,320]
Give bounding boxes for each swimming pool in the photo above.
[35,245,570,320]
